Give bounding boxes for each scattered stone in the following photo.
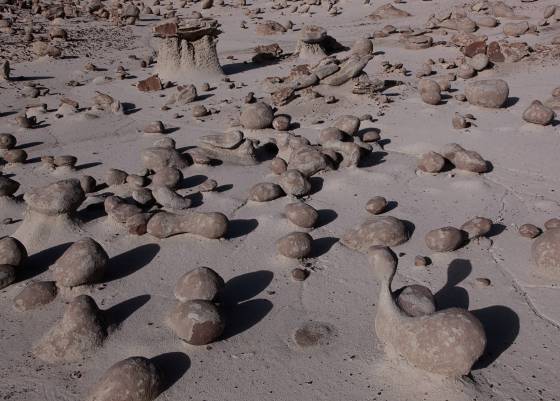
[277,232,313,258]
[285,202,319,228]
[167,300,225,345]
[174,267,225,302]
[522,100,555,126]
[147,211,228,239]
[14,281,58,311]
[341,216,409,251]
[249,182,285,202]
[417,151,445,173]
[291,268,309,281]
[532,228,560,276]
[425,227,463,252]
[519,223,541,238]
[460,217,493,239]
[465,79,509,108]
[396,284,436,317]
[366,197,388,215]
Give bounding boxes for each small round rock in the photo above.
[277,232,313,258]
[86,356,162,401]
[417,151,445,173]
[285,202,319,228]
[519,223,541,238]
[425,227,463,252]
[13,281,58,311]
[174,267,225,302]
[0,236,27,267]
[545,218,560,230]
[52,238,109,287]
[167,300,225,345]
[460,217,493,239]
[396,284,436,317]
[366,196,387,215]
[291,267,309,281]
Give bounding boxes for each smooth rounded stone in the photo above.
[151,167,183,188]
[460,217,493,239]
[153,137,176,149]
[319,127,345,143]
[341,216,409,252]
[469,54,489,71]
[293,321,336,348]
[366,196,388,215]
[285,202,319,228]
[34,295,107,362]
[362,129,381,142]
[278,169,311,197]
[249,182,285,202]
[0,133,16,149]
[519,223,541,238]
[414,255,429,267]
[132,188,154,206]
[476,16,498,28]
[0,176,19,197]
[14,281,58,311]
[425,227,464,252]
[465,79,509,108]
[141,147,188,172]
[86,356,162,401]
[0,236,27,267]
[167,300,225,345]
[239,102,274,129]
[417,151,445,173]
[457,64,476,79]
[174,266,225,302]
[532,228,560,276]
[545,218,560,230]
[522,100,555,125]
[147,211,229,239]
[143,121,165,134]
[272,115,291,131]
[333,115,360,136]
[80,175,97,193]
[270,157,287,175]
[287,145,330,177]
[52,238,109,287]
[200,130,243,149]
[153,187,191,210]
[503,21,529,37]
[396,284,436,317]
[452,149,487,173]
[192,105,209,118]
[418,79,441,105]
[0,264,16,289]
[106,168,128,186]
[53,155,78,168]
[25,179,85,216]
[291,267,309,281]
[452,113,468,129]
[277,232,313,258]
[4,149,27,163]
[351,37,373,56]
[300,25,326,43]
[122,211,149,235]
[126,174,147,188]
[105,196,142,223]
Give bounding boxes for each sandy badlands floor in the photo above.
[1,0,560,400]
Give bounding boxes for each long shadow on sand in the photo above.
[151,352,191,393]
[434,259,520,369]
[106,294,151,329]
[219,270,274,340]
[105,244,160,282]
[20,242,74,282]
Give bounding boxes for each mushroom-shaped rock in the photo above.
[14,281,58,311]
[425,227,463,252]
[368,246,486,377]
[460,217,493,239]
[532,228,560,277]
[154,19,224,81]
[249,182,285,202]
[86,356,162,401]
[240,102,274,129]
[341,216,409,252]
[522,100,555,126]
[52,238,109,287]
[465,79,509,108]
[174,266,224,302]
[278,169,311,197]
[167,300,225,345]
[147,211,228,239]
[296,25,328,61]
[396,284,436,317]
[277,232,313,258]
[24,179,85,215]
[285,202,318,228]
[34,295,107,362]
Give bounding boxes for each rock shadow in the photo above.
[434,258,471,310]
[106,294,151,329]
[227,219,259,239]
[105,244,160,282]
[151,352,191,393]
[20,242,74,282]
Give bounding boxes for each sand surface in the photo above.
[1,0,560,400]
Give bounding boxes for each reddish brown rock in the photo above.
[138,75,163,92]
[464,41,487,58]
[487,42,504,63]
